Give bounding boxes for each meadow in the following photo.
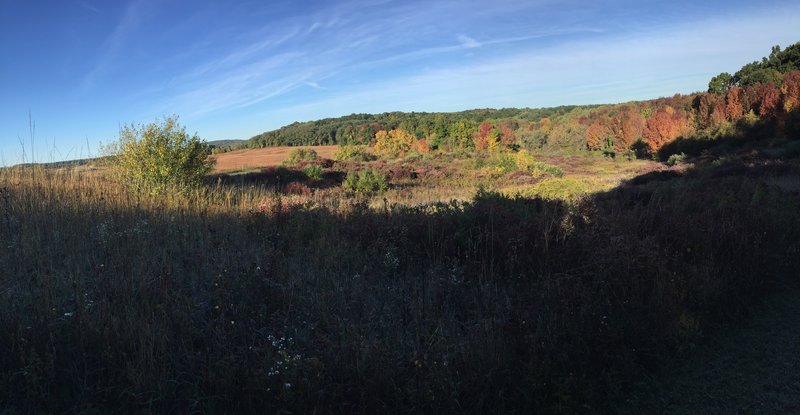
[2,141,799,413]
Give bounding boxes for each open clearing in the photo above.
[210,145,338,172]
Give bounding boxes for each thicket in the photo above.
[343,168,388,193]
[283,148,319,165]
[110,116,214,194]
[333,144,374,162]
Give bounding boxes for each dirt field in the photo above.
[210,145,338,172]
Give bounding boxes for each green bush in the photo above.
[666,152,687,166]
[334,145,374,162]
[475,150,565,178]
[284,148,319,164]
[524,176,602,202]
[113,115,214,194]
[302,164,324,181]
[343,169,388,193]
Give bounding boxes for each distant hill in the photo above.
[244,41,800,160]
[206,139,246,148]
[7,156,112,170]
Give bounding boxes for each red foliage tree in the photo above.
[781,70,800,113]
[753,82,782,118]
[472,121,493,150]
[498,120,516,146]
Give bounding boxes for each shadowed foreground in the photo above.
[1,156,799,413]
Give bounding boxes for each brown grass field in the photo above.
[211,145,339,172]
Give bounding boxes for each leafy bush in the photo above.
[334,145,374,162]
[343,169,388,193]
[284,148,319,164]
[666,152,687,166]
[113,115,214,194]
[524,176,603,201]
[302,164,324,181]
[475,150,565,178]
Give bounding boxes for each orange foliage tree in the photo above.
[472,121,498,151]
[611,107,645,152]
[643,106,693,152]
[725,86,745,121]
[412,138,430,154]
[586,119,610,151]
[498,119,516,146]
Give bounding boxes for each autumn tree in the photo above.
[695,93,726,130]
[610,107,645,152]
[755,82,782,118]
[725,86,745,120]
[412,138,430,154]
[546,119,586,151]
[498,119,517,146]
[373,128,415,158]
[781,70,800,113]
[586,119,611,151]
[472,121,496,151]
[643,106,692,153]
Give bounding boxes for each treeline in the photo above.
[246,107,584,148]
[247,42,800,159]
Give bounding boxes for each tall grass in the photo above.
[1,159,799,413]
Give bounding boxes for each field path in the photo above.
[210,145,338,172]
[616,282,800,414]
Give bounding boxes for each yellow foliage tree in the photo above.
[113,115,214,194]
[373,128,415,158]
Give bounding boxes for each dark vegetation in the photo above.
[206,139,246,153]
[1,42,799,413]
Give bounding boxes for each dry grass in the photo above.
[1,152,799,413]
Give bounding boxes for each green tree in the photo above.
[113,116,214,194]
[708,72,733,94]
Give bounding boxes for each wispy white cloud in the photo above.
[131,0,800,140]
[249,3,800,130]
[164,51,310,116]
[81,0,142,91]
[304,81,327,90]
[76,0,100,14]
[458,35,481,49]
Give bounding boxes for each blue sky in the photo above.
[1,0,799,164]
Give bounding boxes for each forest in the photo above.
[231,42,800,160]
